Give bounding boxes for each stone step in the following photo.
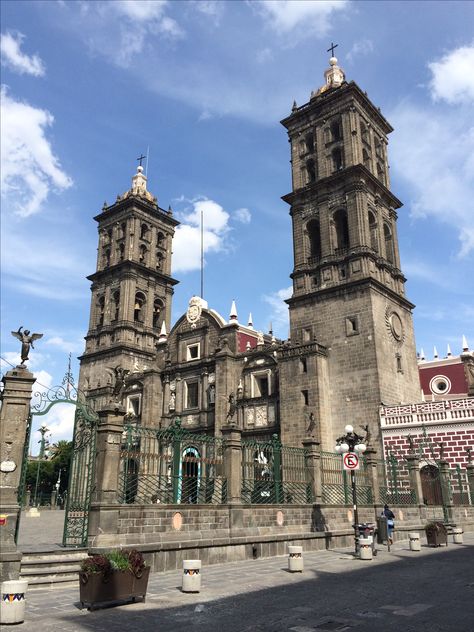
[20,549,88,589]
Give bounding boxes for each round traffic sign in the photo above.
[343,452,359,470]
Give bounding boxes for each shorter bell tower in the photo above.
[78,163,179,407]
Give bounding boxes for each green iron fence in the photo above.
[450,465,471,506]
[320,451,372,504]
[378,454,416,505]
[241,435,312,504]
[118,420,227,505]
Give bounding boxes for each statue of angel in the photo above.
[107,365,130,401]
[11,326,43,365]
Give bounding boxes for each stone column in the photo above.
[364,447,381,506]
[466,463,474,504]
[406,452,424,505]
[438,459,454,522]
[88,404,125,546]
[221,425,242,505]
[0,366,36,581]
[302,438,322,504]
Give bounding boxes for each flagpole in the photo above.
[200,207,204,299]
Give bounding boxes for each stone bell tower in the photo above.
[78,163,179,406]
[280,53,421,447]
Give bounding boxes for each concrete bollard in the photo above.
[359,536,373,560]
[288,545,304,572]
[182,560,201,593]
[409,532,421,551]
[452,528,463,544]
[0,579,28,625]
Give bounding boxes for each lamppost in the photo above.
[335,424,367,554]
[33,423,50,507]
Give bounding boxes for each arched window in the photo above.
[368,211,378,252]
[157,232,165,247]
[333,209,349,251]
[156,251,163,270]
[307,219,321,261]
[118,242,125,261]
[332,147,343,172]
[140,223,150,240]
[152,298,164,328]
[362,148,371,170]
[139,244,147,264]
[384,223,395,264]
[112,290,120,321]
[120,222,127,238]
[331,118,342,141]
[305,133,314,153]
[97,296,105,326]
[106,228,112,243]
[134,292,146,323]
[306,159,316,183]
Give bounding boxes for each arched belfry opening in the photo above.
[134,292,146,323]
[306,219,321,261]
[384,223,395,264]
[368,210,378,252]
[333,209,349,251]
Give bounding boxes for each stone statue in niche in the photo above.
[306,412,316,435]
[207,384,215,406]
[168,391,176,411]
[11,326,43,365]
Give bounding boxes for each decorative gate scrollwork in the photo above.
[24,376,99,548]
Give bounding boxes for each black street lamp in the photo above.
[335,424,367,555]
[33,423,50,507]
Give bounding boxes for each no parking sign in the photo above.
[342,452,360,471]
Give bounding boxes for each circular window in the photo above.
[429,375,451,395]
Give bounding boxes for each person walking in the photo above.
[382,504,395,544]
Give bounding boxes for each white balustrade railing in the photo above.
[380,398,474,428]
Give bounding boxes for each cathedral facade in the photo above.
[78,56,421,453]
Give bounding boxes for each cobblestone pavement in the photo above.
[13,533,474,632]
[18,509,65,551]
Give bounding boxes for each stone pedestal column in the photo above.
[406,452,424,505]
[0,366,35,581]
[302,438,322,503]
[466,464,474,504]
[438,459,454,522]
[364,447,381,506]
[221,425,242,505]
[88,404,125,546]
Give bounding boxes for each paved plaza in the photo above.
[12,532,474,632]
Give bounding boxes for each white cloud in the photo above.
[345,38,373,63]
[234,207,252,224]
[31,403,75,453]
[428,43,474,105]
[263,285,292,338]
[0,31,45,76]
[390,101,474,257]
[45,336,84,354]
[256,0,348,38]
[112,0,167,21]
[256,47,273,64]
[0,86,72,217]
[72,0,183,67]
[172,198,231,273]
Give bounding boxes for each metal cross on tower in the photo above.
[137,154,146,167]
[327,42,338,57]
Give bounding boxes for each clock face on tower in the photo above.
[386,309,404,343]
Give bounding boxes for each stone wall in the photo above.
[89,501,474,573]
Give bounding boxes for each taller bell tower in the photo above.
[78,164,179,406]
[281,54,421,446]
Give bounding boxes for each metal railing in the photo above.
[241,436,312,504]
[118,420,227,505]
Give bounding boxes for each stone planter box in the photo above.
[425,523,448,547]
[79,567,150,610]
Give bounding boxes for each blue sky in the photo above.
[1,1,473,450]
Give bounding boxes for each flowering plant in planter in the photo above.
[425,521,448,547]
[79,549,150,610]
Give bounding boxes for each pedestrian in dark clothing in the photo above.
[382,504,395,544]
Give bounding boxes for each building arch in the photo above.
[134,291,146,322]
[333,208,349,251]
[368,210,378,252]
[306,218,321,261]
[384,222,395,264]
[180,446,201,504]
